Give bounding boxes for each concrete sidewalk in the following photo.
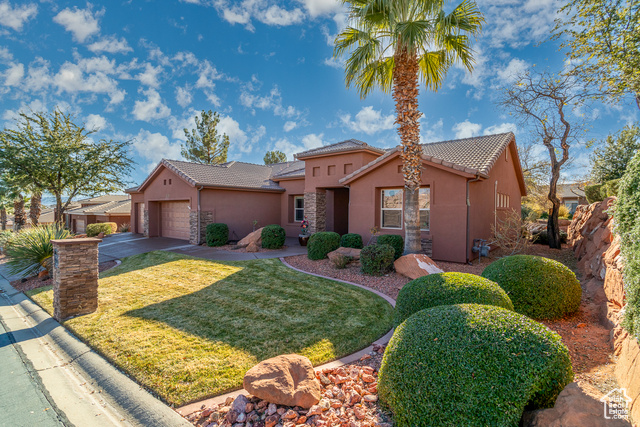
[0,272,191,427]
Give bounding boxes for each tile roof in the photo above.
[271,161,306,179]
[67,199,131,216]
[77,194,130,204]
[160,159,285,191]
[558,183,586,198]
[341,132,516,183]
[295,139,385,159]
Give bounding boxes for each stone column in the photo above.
[51,238,101,322]
[304,191,326,234]
[189,211,214,244]
[143,209,149,237]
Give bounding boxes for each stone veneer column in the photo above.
[304,191,326,234]
[189,211,214,244]
[51,238,101,322]
[143,209,149,237]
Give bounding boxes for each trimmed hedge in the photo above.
[481,255,581,319]
[616,151,640,338]
[340,233,363,249]
[393,272,514,326]
[361,244,395,276]
[585,183,604,204]
[307,231,340,260]
[603,178,621,198]
[206,223,228,247]
[377,234,404,260]
[378,304,573,427]
[86,222,117,237]
[261,224,286,249]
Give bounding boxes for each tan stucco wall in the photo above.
[303,152,380,192]
[129,193,144,234]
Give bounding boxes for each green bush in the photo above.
[394,272,514,326]
[585,183,605,204]
[5,225,72,277]
[0,230,14,254]
[261,224,286,249]
[307,231,340,260]
[377,234,404,260]
[340,233,363,249]
[481,255,581,319]
[378,304,573,427]
[616,151,640,338]
[540,212,549,219]
[603,178,621,198]
[86,222,117,237]
[206,223,229,247]
[360,244,395,276]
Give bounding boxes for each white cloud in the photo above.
[23,58,52,92]
[240,85,301,118]
[301,133,324,149]
[136,63,163,88]
[341,106,395,135]
[53,7,101,43]
[452,120,482,139]
[299,0,341,17]
[323,57,343,69]
[213,0,305,30]
[283,121,297,132]
[133,129,182,171]
[175,86,192,107]
[251,125,266,143]
[4,62,24,86]
[420,118,444,143]
[218,115,250,152]
[496,58,529,83]
[53,60,125,104]
[87,36,132,54]
[273,133,324,159]
[132,88,171,121]
[195,60,222,89]
[484,122,517,135]
[0,47,13,62]
[0,1,37,31]
[85,114,107,131]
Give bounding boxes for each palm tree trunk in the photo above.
[393,47,422,255]
[1,208,6,230]
[13,194,26,231]
[29,191,41,226]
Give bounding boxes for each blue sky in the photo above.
[1,0,637,189]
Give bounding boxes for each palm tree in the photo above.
[13,192,26,231]
[334,0,483,254]
[29,190,41,226]
[0,185,10,231]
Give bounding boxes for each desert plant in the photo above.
[558,204,570,218]
[261,224,286,249]
[394,272,514,326]
[340,233,363,249]
[0,230,14,254]
[118,223,130,233]
[86,222,117,237]
[378,304,573,427]
[5,224,72,277]
[491,209,531,255]
[331,254,353,269]
[481,255,581,319]
[206,223,229,247]
[307,231,341,260]
[360,244,395,276]
[377,234,404,260]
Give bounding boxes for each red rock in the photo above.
[393,254,443,280]
[246,241,259,252]
[282,409,298,420]
[576,323,587,328]
[297,415,307,423]
[327,247,362,261]
[359,354,371,361]
[226,410,238,423]
[265,414,280,427]
[239,227,264,247]
[361,374,375,383]
[363,395,377,403]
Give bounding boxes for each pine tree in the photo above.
[182,110,230,164]
[264,150,287,165]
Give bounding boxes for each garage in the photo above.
[76,219,85,233]
[160,201,190,240]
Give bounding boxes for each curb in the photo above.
[177,258,397,416]
[0,278,191,427]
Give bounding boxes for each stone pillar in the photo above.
[143,209,149,237]
[189,211,214,244]
[304,191,326,234]
[51,238,101,322]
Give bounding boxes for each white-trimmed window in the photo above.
[381,188,430,230]
[294,196,304,222]
[381,189,403,229]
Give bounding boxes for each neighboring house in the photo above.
[127,132,526,263]
[557,184,587,214]
[65,195,131,233]
[37,208,56,225]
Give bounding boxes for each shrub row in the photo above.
[585,178,621,204]
[86,222,117,237]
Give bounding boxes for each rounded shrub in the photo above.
[360,244,395,276]
[340,233,363,249]
[377,234,404,260]
[86,222,117,237]
[261,224,286,249]
[307,231,340,260]
[206,223,228,247]
[378,304,573,427]
[481,255,581,319]
[394,272,514,326]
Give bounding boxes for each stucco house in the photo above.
[126,132,526,263]
[557,183,587,214]
[65,195,131,234]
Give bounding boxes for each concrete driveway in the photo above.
[98,233,307,262]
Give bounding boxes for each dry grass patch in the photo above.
[27,251,393,406]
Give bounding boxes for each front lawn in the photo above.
[27,251,393,406]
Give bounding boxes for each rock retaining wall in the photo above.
[568,197,640,422]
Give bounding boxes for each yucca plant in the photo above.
[5,224,71,278]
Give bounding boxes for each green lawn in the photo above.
[27,251,393,406]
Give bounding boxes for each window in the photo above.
[344,163,353,174]
[381,188,431,230]
[328,165,336,175]
[313,167,320,177]
[381,189,403,229]
[294,196,304,222]
[496,192,510,209]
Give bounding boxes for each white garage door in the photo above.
[160,201,189,240]
[76,219,85,233]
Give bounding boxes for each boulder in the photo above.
[394,254,443,280]
[243,354,321,409]
[239,227,264,248]
[246,242,259,252]
[327,247,362,262]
